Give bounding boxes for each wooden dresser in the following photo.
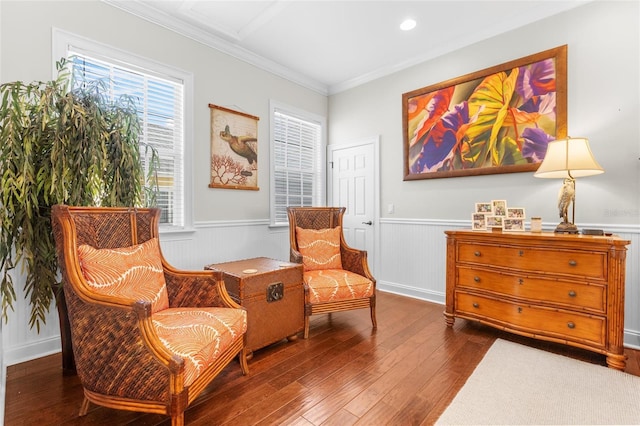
[445,230,630,370]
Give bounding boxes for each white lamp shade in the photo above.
[534,137,604,179]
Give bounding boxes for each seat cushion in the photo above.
[152,307,247,386]
[296,226,342,271]
[303,269,374,303]
[77,237,169,313]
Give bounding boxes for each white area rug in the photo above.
[436,339,640,425]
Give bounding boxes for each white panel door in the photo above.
[329,140,377,273]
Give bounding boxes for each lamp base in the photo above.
[554,222,579,234]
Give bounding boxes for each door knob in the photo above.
[362,221,373,225]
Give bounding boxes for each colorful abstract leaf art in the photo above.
[406,50,563,178]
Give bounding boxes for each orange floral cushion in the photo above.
[303,269,374,303]
[77,238,169,313]
[296,226,342,271]
[153,307,247,386]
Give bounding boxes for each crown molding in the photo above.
[103,0,591,97]
[102,0,329,96]
[328,0,591,95]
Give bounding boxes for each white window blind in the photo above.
[270,103,325,225]
[67,51,185,228]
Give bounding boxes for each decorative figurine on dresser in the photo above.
[444,230,630,370]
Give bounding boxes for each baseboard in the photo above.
[624,330,640,350]
[0,363,4,426]
[378,281,445,305]
[4,283,640,364]
[4,336,61,367]
[1,330,4,426]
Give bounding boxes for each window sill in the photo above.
[159,226,196,239]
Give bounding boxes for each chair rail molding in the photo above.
[2,218,639,366]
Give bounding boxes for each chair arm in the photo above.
[162,265,241,309]
[340,245,375,281]
[64,290,178,402]
[290,248,303,264]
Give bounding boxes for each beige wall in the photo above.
[1,0,640,369]
[0,0,328,223]
[328,1,640,226]
[0,0,327,366]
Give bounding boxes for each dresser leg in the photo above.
[444,312,455,327]
[606,353,627,371]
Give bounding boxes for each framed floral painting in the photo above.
[403,45,567,180]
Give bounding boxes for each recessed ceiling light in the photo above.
[400,18,417,31]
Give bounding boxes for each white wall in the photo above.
[0,0,326,365]
[328,1,640,342]
[328,1,640,226]
[0,0,328,223]
[1,0,640,378]
[329,1,640,340]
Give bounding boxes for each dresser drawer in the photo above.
[457,266,605,313]
[458,243,606,280]
[456,292,605,347]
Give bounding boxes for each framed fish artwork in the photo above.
[402,45,567,180]
[209,104,260,190]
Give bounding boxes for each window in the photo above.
[53,29,193,231]
[270,101,326,226]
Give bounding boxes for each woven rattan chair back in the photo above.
[65,206,157,249]
[288,206,344,235]
[52,206,160,375]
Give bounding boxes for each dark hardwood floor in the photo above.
[5,291,640,425]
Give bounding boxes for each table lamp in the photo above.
[534,137,604,234]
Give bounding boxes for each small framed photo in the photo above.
[475,202,493,214]
[507,207,526,219]
[491,200,507,216]
[486,215,503,229]
[472,213,487,230]
[503,218,525,231]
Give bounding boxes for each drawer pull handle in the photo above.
[517,307,522,313]
[568,290,577,298]
[472,302,479,308]
[569,260,577,267]
[474,251,481,257]
[474,276,480,282]
[519,250,524,256]
[567,321,575,329]
[518,278,524,285]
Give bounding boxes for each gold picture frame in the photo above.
[209,104,259,190]
[403,45,567,180]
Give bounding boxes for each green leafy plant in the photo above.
[0,60,157,331]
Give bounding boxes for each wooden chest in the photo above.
[445,230,630,370]
[205,257,304,357]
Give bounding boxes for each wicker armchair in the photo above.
[51,205,248,426]
[287,207,377,338]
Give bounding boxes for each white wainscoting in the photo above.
[160,219,291,271]
[2,218,640,367]
[2,267,61,367]
[376,218,465,303]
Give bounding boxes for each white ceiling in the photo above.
[104,0,589,95]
